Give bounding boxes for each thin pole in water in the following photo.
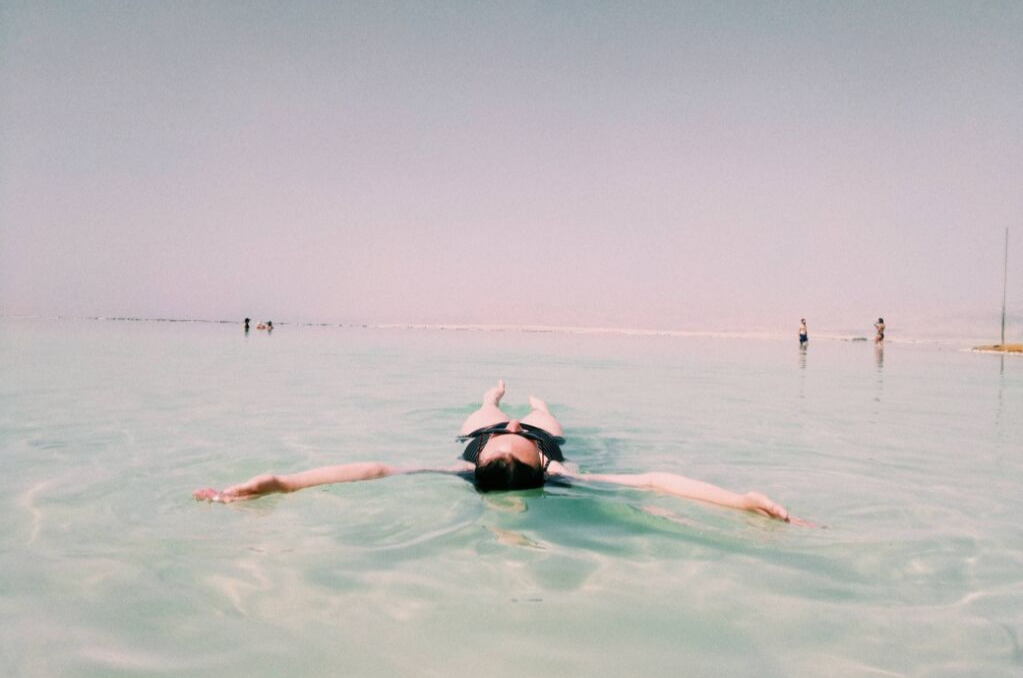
[1001,228,1009,346]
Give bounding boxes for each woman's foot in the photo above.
[522,394,563,436]
[527,395,550,414]
[483,379,506,407]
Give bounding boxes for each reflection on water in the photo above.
[995,354,1006,430]
[797,344,807,403]
[872,343,885,409]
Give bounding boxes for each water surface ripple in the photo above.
[1,319,1020,677]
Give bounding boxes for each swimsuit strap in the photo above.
[455,422,509,442]
[456,422,565,446]
[521,423,566,463]
[461,433,491,465]
[457,422,566,464]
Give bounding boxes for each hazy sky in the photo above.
[2,1,1021,334]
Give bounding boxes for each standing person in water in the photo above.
[799,319,808,346]
[244,318,250,333]
[874,317,885,343]
[194,381,804,524]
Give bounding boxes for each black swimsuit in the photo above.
[457,422,566,469]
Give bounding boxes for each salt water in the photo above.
[1,318,1020,677]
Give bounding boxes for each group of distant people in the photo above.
[238,315,887,344]
[798,317,885,345]
[243,318,273,334]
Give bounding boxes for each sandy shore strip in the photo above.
[972,344,1023,354]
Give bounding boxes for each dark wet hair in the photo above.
[878,317,884,323]
[474,457,545,492]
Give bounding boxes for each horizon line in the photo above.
[2,314,1017,346]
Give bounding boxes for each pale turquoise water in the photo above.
[1,318,1021,677]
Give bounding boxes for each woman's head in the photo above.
[473,420,545,491]
[474,455,545,491]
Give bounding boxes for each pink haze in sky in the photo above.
[2,1,1021,339]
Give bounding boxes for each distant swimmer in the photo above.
[799,318,808,346]
[874,317,885,343]
[267,321,273,331]
[244,317,250,333]
[194,380,810,525]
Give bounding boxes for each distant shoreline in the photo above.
[3,314,1018,349]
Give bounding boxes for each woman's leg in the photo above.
[459,379,511,435]
[521,395,563,436]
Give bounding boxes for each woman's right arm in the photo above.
[193,462,396,503]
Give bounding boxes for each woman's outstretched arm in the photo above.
[555,467,808,524]
[193,462,396,503]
